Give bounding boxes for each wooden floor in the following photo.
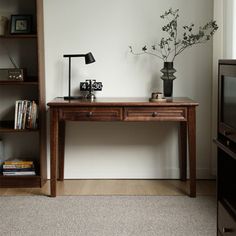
[0,180,216,196]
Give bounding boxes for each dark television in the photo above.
[218,60,236,143]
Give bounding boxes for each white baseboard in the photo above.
[57,168,216,179]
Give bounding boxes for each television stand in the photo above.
[215,60,236,235]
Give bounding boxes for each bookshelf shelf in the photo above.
[0,175,42,188]
[0,0,46,189]
[0,34,37,39]
[0,81,38,85]
[0,121,39,132]
[0,127,39,133]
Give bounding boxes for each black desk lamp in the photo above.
[63,52,95,100]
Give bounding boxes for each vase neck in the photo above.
[164,62,174,69]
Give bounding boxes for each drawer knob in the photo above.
[223,227,233,233]
[152,112,158,117]
[87,112,93,117]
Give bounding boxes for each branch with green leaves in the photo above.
[129,8,218,62]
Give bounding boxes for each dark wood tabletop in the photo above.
[47,97,199,107]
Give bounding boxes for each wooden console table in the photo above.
[48,97,198,197]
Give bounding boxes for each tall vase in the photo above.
[161,62,176,97]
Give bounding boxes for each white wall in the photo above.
[223,0,235,59]
[212,0,223,175]
[216,0,236,59]
[234,2,236,58]
[44,0,214,179]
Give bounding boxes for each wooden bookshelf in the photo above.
[0,0,46,188]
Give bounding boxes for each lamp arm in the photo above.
[63,54,86,58]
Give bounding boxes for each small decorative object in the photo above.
[0,16,8,36]
[0,39,26,81]
[0,42,26,81]
[0,68,25,81]
[80,79,103,100]
[7,68,25,81]
[10,15,32,34]
[63,53,95,100]
[149,92,166,102]
[129,8,218,97]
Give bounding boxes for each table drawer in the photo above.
[218,202,236,236]
[60,107,122,121]
[124,107,187,121]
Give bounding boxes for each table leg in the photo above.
[50,108,58,197]
[179,121,187,181]
[58,121,65,181]
[187,107,196,197]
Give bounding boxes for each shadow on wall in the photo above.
[67,122,177,157]
[62,121,179,178]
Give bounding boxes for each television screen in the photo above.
[223,76,236,129]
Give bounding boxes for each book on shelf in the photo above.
[2,160,36,176]
[14,100,38,130]
[3,171,36,176]
[4,161,33,165]
[3,167,35,172]
[3,164,33,169]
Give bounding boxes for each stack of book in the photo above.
[14,100,38,130]
[2,160,36,176]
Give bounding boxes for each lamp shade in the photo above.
[85,52,95,64]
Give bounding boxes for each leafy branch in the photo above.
[129,8,218,62]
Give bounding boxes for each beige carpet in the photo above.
[0,196,216,236]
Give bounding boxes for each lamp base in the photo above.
[85,92,96,101]
[63,96,84,100]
